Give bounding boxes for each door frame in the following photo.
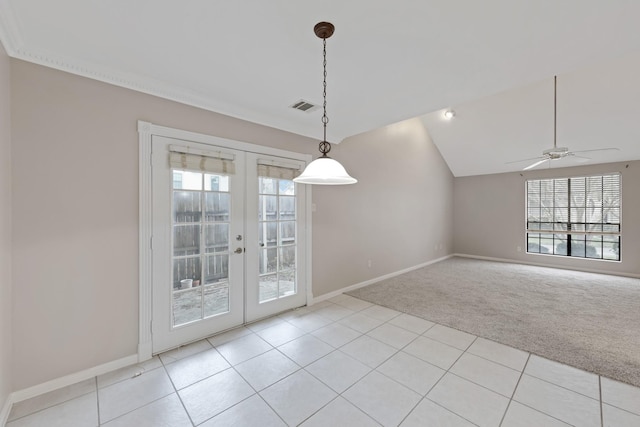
[137,121,313,361]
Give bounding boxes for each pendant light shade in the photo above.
[294,157,357,185]
[294,22,357,186]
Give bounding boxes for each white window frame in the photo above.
[525,173,621,262]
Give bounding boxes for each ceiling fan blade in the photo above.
[571,148,620,154]
[572,154,591,163]
[523,159,549,170]
[505,156,546,165]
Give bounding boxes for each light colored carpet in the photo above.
[347,256,640,387]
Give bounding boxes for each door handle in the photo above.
[234,247,244,254]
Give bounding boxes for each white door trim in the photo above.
[137,121,313,361]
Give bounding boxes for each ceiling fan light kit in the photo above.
[294,22,357,185]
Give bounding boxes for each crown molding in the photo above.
[0,10,330,145]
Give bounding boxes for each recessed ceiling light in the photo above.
[443,110,455,119]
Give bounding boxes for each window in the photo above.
[526,174,621,261]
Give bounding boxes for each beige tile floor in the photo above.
[6,294,640,426]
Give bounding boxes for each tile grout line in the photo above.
[194,359,294,427]
[6,382,97,425]
[215,317,349,426]
[160,354,197,427]
[426,398,482,427]
[397,335,481,427]
[500,356,578,427]
[513,401,580,427]
[254,392,290,427]
[499,352,531,427]
[345,315,506,425]
[295,395,346,427]
[522,370,602,402]
[599,375,604,427]
[191,324,306,425]
[465,348,528,373]
[250,307,384,425]
[296,312,412,425]
[94,376,101,426]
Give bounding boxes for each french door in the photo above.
[151,135,308,353]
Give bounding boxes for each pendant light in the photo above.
[294,22,357,185]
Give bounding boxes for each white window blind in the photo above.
[169,149,235,175]
[526,173,621,260]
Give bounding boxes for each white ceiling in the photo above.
[1,0,640,176]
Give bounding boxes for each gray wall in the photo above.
[10,59,454,390]
[10,59,316,390]
[313,119,454,295]
[0,42,13,413]
[453,161,640,276]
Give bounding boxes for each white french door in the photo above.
[151,135,308,354]
[245,153,307,322]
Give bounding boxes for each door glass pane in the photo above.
[173,288,202,326]
[205,224,229,253]
[205,174,229,192]
[259,222,277,248]
[174,171,202,191]
[204,254,229,285]
[205,193,230,221]
[258,176,297,303]
[172,170,231,327]
[259,195,277,221]
[279,180,295,195]
[279,196,295,220]
[260,248,278,274]
[279,221,296,246]
[260,178,277,194]
[204,284,229,317]
[279,246,296,270]
[172,257,202,325]
[173,225,200,256]
[259,274,278,302]
[279,270,295,297]
[174,192,201,222]
[173,257,201,290]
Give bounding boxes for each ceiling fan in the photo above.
[507,76,619,171]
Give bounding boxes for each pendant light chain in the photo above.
[319,37,331,157]
[292,22,357,185]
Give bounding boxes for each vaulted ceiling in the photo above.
[1,1,639,176]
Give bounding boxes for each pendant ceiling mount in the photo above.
[294,22,357,185]
[313,22,335,39]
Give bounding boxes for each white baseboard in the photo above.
[10,353,138,405]
[453,253,640,279]
[1,393,12,427]
[312,255,454,304]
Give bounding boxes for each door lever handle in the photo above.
[234,247,244,254]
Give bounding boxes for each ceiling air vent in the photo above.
[290,100,319,113]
